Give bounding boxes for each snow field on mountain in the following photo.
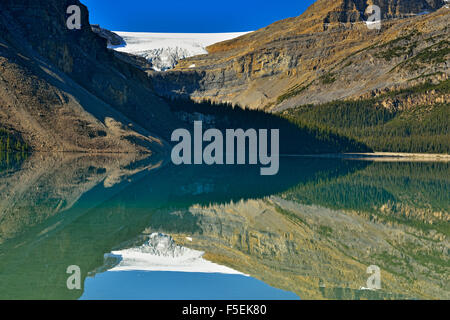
[111,31,250,71]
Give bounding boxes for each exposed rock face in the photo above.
[0,0,178,152]
[322,0,446,23]
[91,24,125,47]
[150,1,449,110]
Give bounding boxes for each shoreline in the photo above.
[289,152,450,162]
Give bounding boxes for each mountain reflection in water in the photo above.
[0,153,448,300]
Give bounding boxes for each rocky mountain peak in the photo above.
[206,0,447,54]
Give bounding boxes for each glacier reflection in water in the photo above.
[81,234,299,300]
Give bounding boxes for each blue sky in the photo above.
[81,0,315,33]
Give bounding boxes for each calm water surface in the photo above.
[0,153,448,299]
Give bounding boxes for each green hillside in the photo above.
[283,80,449,153]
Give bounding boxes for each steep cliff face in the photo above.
[322,0,446,23]
[0,0,178,152]
[150,1,449,110]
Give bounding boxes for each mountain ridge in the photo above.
[150,2,449,111]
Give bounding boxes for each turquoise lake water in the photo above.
[0,154,448,299]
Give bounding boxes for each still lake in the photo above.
[0,153,448,299]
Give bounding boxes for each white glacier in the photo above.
[110,31,250,71]
[104,233,247,275]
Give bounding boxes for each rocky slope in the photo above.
[0,0,178,153]
[150,0,449,110]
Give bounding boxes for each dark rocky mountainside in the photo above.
[0,0,179,153]
[151,0,449,111]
